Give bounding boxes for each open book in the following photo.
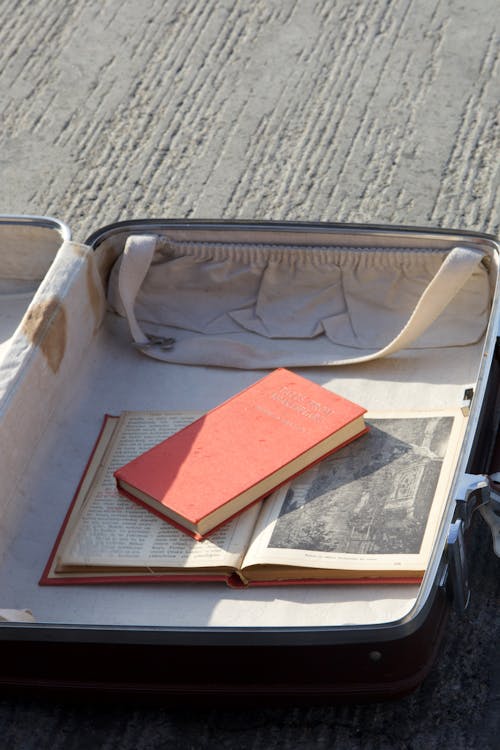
[41,409,466,586]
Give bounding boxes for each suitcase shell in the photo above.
[0,215,498,699]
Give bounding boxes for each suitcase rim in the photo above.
[85,217,498,248]
[0,215,496,697]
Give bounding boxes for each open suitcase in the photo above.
[0,214,499,700]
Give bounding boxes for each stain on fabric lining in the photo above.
[95,242,120,279]
[71,244,88,259]
[21,296,66,373]
[86,257,106,329]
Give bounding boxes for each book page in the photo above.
[53,412,260,575]
[241,410,466,577]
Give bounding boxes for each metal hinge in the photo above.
[454,474,500,558]
[460,386,474,416]
[454,473,490,528]
[479,504,500,556]
[446,474,498,614]
[447,520,470,614]
[480,476,500,557]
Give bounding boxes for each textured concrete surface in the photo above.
[0,0,498,240]
[0,0,499,748]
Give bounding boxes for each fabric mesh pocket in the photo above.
[107,238,490,369]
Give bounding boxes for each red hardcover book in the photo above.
[113,368,367,539]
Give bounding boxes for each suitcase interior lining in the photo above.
[0,225,496,630]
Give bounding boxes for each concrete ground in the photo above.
[0,0,499,747]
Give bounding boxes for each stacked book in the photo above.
[42,369,464,587]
